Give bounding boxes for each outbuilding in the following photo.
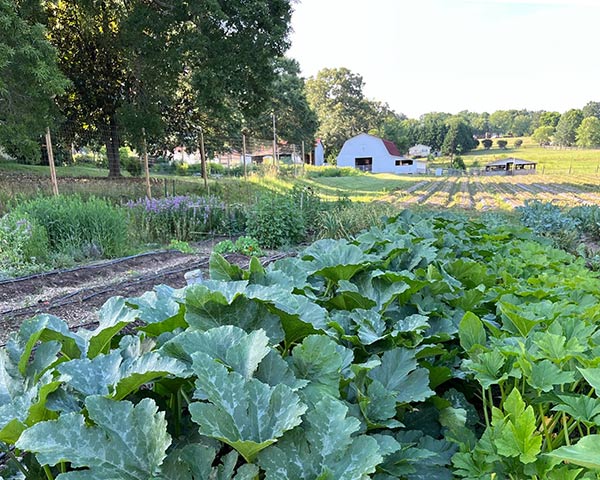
[336,133,427,174]
[484,158,537,175]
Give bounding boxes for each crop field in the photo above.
[376,174,600,210]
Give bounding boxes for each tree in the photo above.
[582,101,600,120]
[441,117,477,156]
[511,115,533,137]
[497,140,508,149]
[418,112,450,151]
[306,67,381,155]
[538,111,561,129]
[531,125,554,146]
[554,109,583,147]
[489,110,513,136]
[246,57,317,145]
[0,0,68,162]
[44,0,293,176]
[576,116,600,148]
[374,112,410,154]
[514,139,523,148]
[482,138,493,149]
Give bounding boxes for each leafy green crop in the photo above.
[2,211,600,479]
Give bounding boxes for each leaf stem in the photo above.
[0,444,29,478]
[43,464,55,480]
[482,386,490,427]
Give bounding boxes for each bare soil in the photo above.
[0,241,283,345]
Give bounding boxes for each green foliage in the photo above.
[0,212,49,277]
[555,109,584,147]
[168,239,195,254]
[12,195,127,260]
[517,200,581,251]
[441,117,478,155]
[481,138,493,149]
[532,125,554,145]
[246,194,304,248]
[0,0,68,162]
[317,201,397,240]
[304,166,362,178]
[497,139,508,149]
[126,195,239,243]
[4,212,600,478]
[452,155,466,170]
[576,116,600,148]
[214,236,263,257]
[514,139,523,148]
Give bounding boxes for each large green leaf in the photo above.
[184,282,284,343]
[16,396,171,479]
[259,397,382,479]
[127,285,187,336]
[302,239,380,282]
[58,336,188,400]
[209,253,246,281]
[527,360,575,392]
[162,326,271,379]
[458,312,486,353]
[368,348,434,404]
[160,445,259,480]
[547,435,600,470]
[189,352,306,462]
[491,389,541,464]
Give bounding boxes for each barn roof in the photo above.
[382,138,402,157]
[485,157,536,167]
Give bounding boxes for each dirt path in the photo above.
[0,244,287,345]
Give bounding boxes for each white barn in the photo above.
[337,133,427,174]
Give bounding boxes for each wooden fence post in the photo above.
[142,128,152,199]
[199,128,208,189]
[242,133,248,181]
[45,127,59,196]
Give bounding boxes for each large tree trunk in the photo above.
[106,116,122,177]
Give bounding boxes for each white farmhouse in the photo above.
[408,144,432,158]
[337,133,427,174]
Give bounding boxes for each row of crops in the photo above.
[2,211,600,478]
[388,174,600,210]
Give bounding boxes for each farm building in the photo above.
[409,144,432,158]
[484,158,537,175]
[337,133,427,174]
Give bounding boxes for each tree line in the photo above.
[1,0,318,176]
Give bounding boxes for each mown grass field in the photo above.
[431,136,600,175]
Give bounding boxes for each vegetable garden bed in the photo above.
[1,211,600,478]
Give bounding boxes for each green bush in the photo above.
[317,201,397,240]
[214,236,263,257]
[246,195,304,249]
[0,212,49,277]
[122,156,142,177]
[13,195,128,259]
[305,166,362,178]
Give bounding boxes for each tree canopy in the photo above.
[554,109,584,147]
[576,116,600,148]
[0,0,68,162]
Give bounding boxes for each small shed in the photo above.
[337,133,426,174]
[484,158,537,175]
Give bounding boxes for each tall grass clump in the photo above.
[317,201,398,240]
[126,195,242,243]
[0,212,49,278]
[13,195,128,260]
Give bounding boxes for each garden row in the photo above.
[387,174,600,211]
[0,186,396,279]
[1,212,600,478]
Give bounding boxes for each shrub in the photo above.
[214,236,263,257]
[497,139,508,149]
[514,139,523,148]
[452,155,466,170]
[305,166,361,178]
[481,139,493,149]
[569,205,600,240]
[126,195,231,243]
[317,201,397,240]
[122,156,142,177]
[246,195,304,249]
[0,212,49,277]
[13,195,128,259]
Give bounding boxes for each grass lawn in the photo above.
[430,137,600,175]
[0,161,121,177]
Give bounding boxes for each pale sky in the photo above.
[288,0,600,118]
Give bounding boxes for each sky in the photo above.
[288,0,600,118]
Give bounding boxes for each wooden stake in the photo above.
[142,128,152,199]
[242,133,248,180]
[199,127,208,189]
[301,141,305,176]
[45,127,59,196]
